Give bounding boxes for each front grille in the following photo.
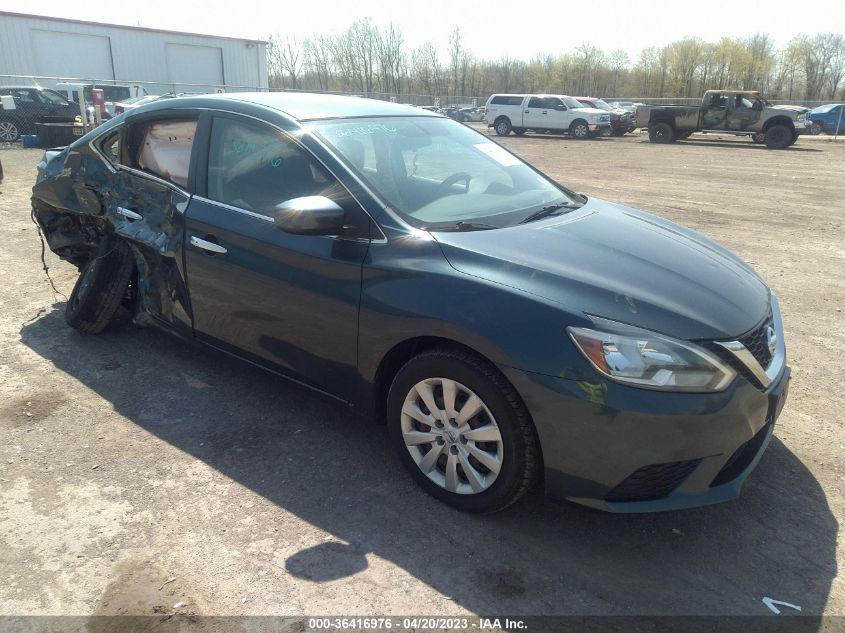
[701,309,775,390]
[737,312,774,369]
[605,459,702,502]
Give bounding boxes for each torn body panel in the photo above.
[32,132,193,335]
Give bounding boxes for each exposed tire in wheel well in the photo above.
[371,337,536,440]
[763,116,795,133]
[373,338,480,422]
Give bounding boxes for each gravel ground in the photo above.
[0,130,843,627]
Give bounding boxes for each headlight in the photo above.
[567,318,736,392]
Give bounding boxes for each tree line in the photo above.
[267,22,845,104]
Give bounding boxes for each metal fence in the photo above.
[1,73,840,144]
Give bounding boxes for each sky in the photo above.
[3,0,841,62]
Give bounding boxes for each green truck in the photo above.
[635,90,813,149]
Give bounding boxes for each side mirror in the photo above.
[752,101,763,111]
[274,196,345,236]
[555,104,567,111]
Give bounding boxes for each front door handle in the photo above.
[190,235,227,254]
[117,206,142,221]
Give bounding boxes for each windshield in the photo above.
[591,100,612,111]
[313,116,577,229]
[562,96,582,109]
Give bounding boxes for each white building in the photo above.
[0,11,268,94]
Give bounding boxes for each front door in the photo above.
[726,94,763,131]
[543,97,569,131]
[183,113,371,401]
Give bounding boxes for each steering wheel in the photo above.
[437,171,472,195]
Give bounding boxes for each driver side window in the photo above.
[207,117,335,218]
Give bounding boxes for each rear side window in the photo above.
[97,129,121,165]
[124,118,197,188]
[490,95,524,106]
[527,97,543,108]
[206,116,335,217]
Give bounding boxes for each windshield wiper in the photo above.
[423,221,499,232]
[518,203,580,225]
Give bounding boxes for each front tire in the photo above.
[513,128,526,136]
[570,119,589,139]
[764,124,792,149]
[387,347,539,513]
[65,237,135,334]
[494,118,512,136]
[0,118,21,142]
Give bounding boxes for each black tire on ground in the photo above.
[65,237,135,334]
[513,128,526,136]
[387,346,540,513]
[789,131,799,146]
[649,122,675,143]
[764,124,793,149]
[570,119,589,139]
[752,132,766,144]
[494,117,512,136]
[0,118,21,143]
[612,128,626,137]
[677,131,693,140]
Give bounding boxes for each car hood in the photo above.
[432,198,770,340]
[771,105,807,114]
[573,107,607,116]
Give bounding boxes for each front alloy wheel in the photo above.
[401,378,504,495]
[387,347,539,512]
[0,120,20,142]
[570,120,589,139]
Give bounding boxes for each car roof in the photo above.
[706,89,760,94]
[173,92,439,121]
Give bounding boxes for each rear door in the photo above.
[701,92,729,129]
[182,112,372,401]
[523,96,547,128]
[105,110,200,335]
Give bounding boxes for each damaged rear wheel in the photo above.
[66,237,135,334]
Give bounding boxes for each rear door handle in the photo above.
[190,235,227,254]
[117,206,142,221]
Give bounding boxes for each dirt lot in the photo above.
[1,130,843,627]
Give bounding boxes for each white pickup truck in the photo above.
[485,94,612,138]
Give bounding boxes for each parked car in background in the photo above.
[31,92,789,514]
[55,83,136,115]
[441,106,483,122]
[609,101,637,114]
[576,97,636,136]
[485,93,611,138]
[417,105,442,113]
[635,90,813,148]
[0,86,79,142]
[808,103,844,134]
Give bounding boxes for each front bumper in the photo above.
[794,118,813,134]
[588,122,611,132]
[502,363,790,512]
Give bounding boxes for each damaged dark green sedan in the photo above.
[32,93,789,513]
